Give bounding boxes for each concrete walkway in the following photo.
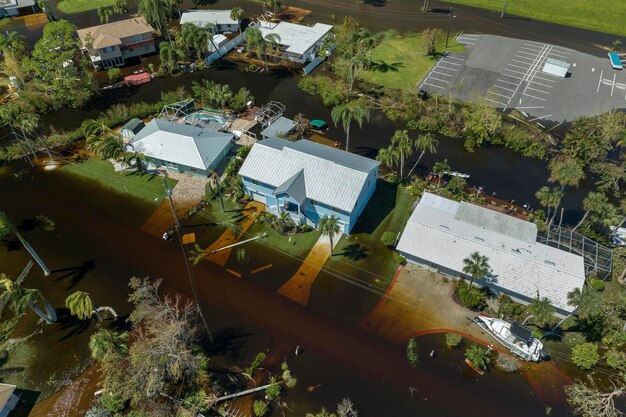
[203,201,265,267]
[276,233,341,306]
[141,172,207,237]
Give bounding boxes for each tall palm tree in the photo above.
[139,0,171,40]
[230,7,245,34]
[65,291,94,320]
[159,41,184,73]
[523,294,554,327]
[89,329,128,361]
[245,27,280,71]
[573,191,615,231]
[0,31,27,59]
[407,133,438,178]
[178,24,209,60]
[535,185,563,226]
[0,271,56,323]
[88,134,126,161]
[319,215,341,256]
[331,99,370,152]
[97,6,113,24]
[0,211,51,276]
[548,154,585,192]
[432,158,450,188]
[376,146,398,175]
[462,251,489,287]
[390,130,413,178]
[465,344,491,370]
[358,28,383,67]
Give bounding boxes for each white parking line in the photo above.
[434,65,458,72]
[524,85,550,94]
[501,73,523,80]
[514,54,535,60]
[423,82,446,90]
[445,56,465,62]
[485,97,507,107]
[497,79,519,86]
[432,70,455,77]
[493,84,516,93]
[520,46,543,53]
[524,41,544,47]
[528,114,552,122]
[597,69,604,93]
[612,73,616,96]
[548,52,570,59]
[426,75,450,83]
[531,75,556,83]
[522,92,547,101]
[510,62,531,69]
[504,68,527,76]
[440,61,462,67]
[517,50,540,57]
[528,80,554,89]
[489,91,511,99]
[515,106,546,110]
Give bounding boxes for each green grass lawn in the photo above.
[56,0,116,14]
[325,181,417,290]
[61,159,177,205]
[444,0,626,37]
[360,32,466,90]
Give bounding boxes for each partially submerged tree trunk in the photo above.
[15,231,50,276]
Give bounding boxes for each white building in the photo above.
[0,0,35,17]
[253,20,333,63]
[397,192,586,316]
[180,10,240,33]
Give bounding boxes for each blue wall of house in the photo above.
[241,171,378,234]
[145,142,231,177]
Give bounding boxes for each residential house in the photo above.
[130,119,234,176]
[253,20,333,64]
[238,138,379,233]
[396,192,586,317]
[120,118,145,141]
[0,0,35,17]
[77,17,156,70]
[0,384,19,417]
[180,10,240,33]
[260,116,295,139]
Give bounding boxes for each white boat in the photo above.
[473,316,546,362]
[443,171,470,179]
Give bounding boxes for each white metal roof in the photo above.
[256,21,333,56]
[397,192,585,312]
[180,10,238,28]
[131,119,233,170]
[238,139,377,212]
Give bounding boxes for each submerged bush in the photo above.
[495,352,522,372]
[571,342,599,370]
[406,337,419,368]
[445,333,462,349]
[253,400,269,417]
[380,231,397,247]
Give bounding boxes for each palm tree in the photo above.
[331,99,370,152]
[432,159,450,188]
[390,130,414,178]
[0,211,51,276]
[0,271,56,323]
[462,251,489,287]
[376,146,398,175]
[89,329,128,361]
[97,6,113,24]
[319,215,341,256]
[65,291,94,320]
[523,294,554,327]
[178,24,209,60]
[139,0,171,40]
[407,133,438,178]
[465,344,491,370]
[230,7,245,34]
[358,28,383,67]
[535,185,563,226]
[245,27,280,71]
[573,191,615,231]
[159,41,184,73]
[0,31,27,59]
[548,154,585,192]
[88,134,126,161]
[113,0,128,14]
[189,243,206,266]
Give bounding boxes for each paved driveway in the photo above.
[420,34,626,128]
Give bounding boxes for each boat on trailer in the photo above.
[473,315,547,362]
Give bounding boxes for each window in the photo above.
[165,161,177,169]
[133,34,143,42]
[102,46,116,53]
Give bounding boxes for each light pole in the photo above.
[501,0,509,18]
[445,7,454,48]
[163,177,214,343]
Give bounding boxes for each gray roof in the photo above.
[260,116,296,138]
[131,119,233,170]
[273,169,306,204]
[121,118,145,134]
[239,139,379,212]
[397,192,585,313]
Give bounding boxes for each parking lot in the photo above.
[419,34,626,128]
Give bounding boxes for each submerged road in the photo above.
[0,165,557,416]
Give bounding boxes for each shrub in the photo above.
[571,342,599,370]
[246,352,266,376]
[395,254,406,265]
[265,377,281,401]
[85,407,112,417]
[107,67,122,82]
[253,400,269,417]
[100,393,125,413]
[495,353,522,372]
[456,282,486,309]
[299,224,314,233]
[604,349,626,372]
[380,231,397,247]
[406,337,419,368]
[445,333,462,349]
[589,279,605,291]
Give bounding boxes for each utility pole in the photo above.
[500,0,509,18]
[211,171,225,212]
[163,177,214,343]
[446,7,453,47]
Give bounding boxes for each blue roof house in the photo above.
[238,138,380,233]
[130,119,233,176]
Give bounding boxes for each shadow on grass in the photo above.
[371,60,404,73]
[350,180,398,235]
[337,243,369,260]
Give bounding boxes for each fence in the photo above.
[206,32,245,65]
